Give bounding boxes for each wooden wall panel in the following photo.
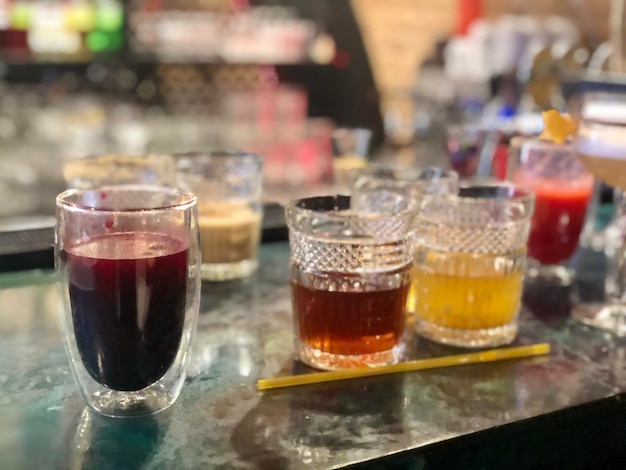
[352,0,612,96]
[351,0,456,94]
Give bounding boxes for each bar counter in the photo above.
[2,242,626,469]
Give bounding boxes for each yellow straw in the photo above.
[257,343,550,391]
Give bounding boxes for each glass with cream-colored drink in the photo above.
[197,201,261,266]
[577,103,626,190]
[177,152,263,281]
[574,93,626,334]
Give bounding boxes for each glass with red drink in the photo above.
[55,185,201,417]
[512,138,594,284]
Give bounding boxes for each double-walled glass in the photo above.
[56,185,201,417]
[413,183,535,348]
[286,195,416,370]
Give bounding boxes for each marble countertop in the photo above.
[2,242,626,469]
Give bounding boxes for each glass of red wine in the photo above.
[55,185,201,417]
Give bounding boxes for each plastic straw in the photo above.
[257,343,550,391]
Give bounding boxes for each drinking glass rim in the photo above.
[417,182,535,229]
[56,185,197,214]
[355,165,458,185]
[422,181,535,207]
[175,151,263,168]
[285,194,419,224]
[580,92,626,125]
[66,153,174,164]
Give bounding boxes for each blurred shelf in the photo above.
[0,58,333,69]
[561,71,626,98]
[0,59,332,85]
[578,71,626,93]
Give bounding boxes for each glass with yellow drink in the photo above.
[413,251,525,330]
[413,183,535,348]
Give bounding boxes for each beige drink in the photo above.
[576,102,626,190]
[577,154,626,190]
[197,201,262,266]
[177,151,263,281]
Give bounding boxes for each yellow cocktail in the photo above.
[412,182,534,347]
[412,250,525,330]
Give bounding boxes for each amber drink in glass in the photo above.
[286,194,416,370]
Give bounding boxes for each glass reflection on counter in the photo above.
[61,408,166,469]
[406,339,520,430]
[188,276,263,381]
[231,365,409,469]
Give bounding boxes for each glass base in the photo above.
[525,262,574,286]
[88,385,175,418]
[201,259,257,282]
[296,342,405,371]
[415,319,517,348]
[571,302,626,337]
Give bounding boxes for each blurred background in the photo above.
[0,0,622,219]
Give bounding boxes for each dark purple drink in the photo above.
[66,232,188,391]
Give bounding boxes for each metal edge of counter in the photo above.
[346,392,626,470]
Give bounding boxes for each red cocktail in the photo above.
[513,138,594,284]
[523,180,593,264]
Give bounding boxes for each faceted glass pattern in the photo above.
[413,183,535,348]
[286,195,416,370]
